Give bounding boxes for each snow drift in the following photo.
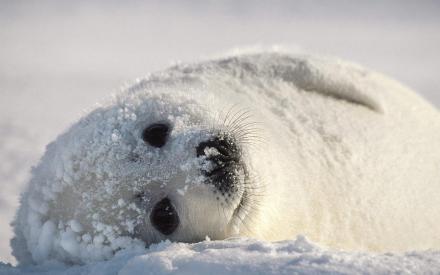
[2,237,440,274]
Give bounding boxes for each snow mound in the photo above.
[2,237,439,274]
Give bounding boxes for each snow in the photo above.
[1,237,440,274]
[1,0,440,273]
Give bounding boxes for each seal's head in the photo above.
[12,87,261,264]
[124,97,253,244]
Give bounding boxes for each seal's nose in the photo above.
[150,197,179,235]
[196,136,241,194]
[196,136,239,161]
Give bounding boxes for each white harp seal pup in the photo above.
[12,52,440,264]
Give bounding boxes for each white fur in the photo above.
[12,52,440,265]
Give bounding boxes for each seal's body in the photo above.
[12,53,440,264]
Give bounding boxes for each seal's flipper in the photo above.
[284,58,385,113]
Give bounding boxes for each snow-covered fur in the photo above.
[11,52,440,265]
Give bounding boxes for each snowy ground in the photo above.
[1,0,439,273]
[2,236,440,275]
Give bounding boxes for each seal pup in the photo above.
[12,52,440,264]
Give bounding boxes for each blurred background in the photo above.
[0,0,439,264]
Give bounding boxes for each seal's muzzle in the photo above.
[197,136,242,195]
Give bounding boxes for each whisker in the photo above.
[227,110,252,130]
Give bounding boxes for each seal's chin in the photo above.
[226,167,251,235]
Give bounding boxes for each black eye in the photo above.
[150,197,179,235]
[142,123,169,148]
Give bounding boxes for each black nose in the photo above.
[150,197,179,235]
[196,136,241,194]
[196,136,239,161]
